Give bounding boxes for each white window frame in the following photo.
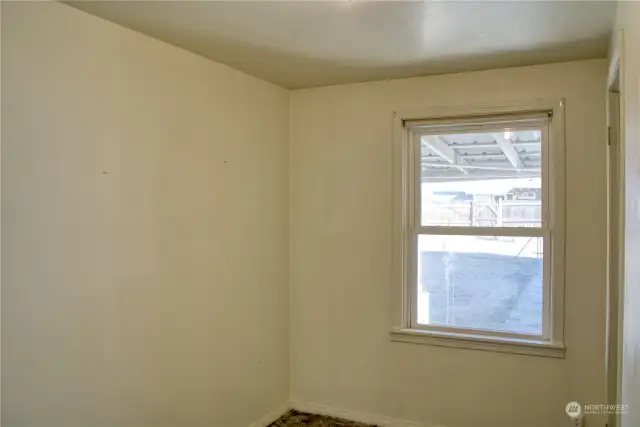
[390,100,566,358]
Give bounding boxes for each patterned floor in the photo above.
[267,410,377,427]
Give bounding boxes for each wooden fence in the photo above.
[423,200,541,227]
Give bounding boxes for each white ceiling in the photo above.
[65,1,616,89]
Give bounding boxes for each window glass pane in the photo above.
[417,235,543,335]
[421,129,542,227]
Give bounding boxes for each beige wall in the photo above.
[1,3,289,427]
[290,59,608,427]
[614,3,640,427]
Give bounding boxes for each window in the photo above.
[390,101,566,358]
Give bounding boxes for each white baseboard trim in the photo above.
[289,400,445,427]
[247,401,291,427]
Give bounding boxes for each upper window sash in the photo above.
[410,120,550,232]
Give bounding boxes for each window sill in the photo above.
[390,328,565,358]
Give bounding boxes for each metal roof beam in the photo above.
[450,140,541,149]
[421,136,468,175]
[491,133,522,169]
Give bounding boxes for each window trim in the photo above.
[390,99,566,358]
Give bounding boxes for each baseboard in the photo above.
[289,400,445,427]
[247,401,291,427]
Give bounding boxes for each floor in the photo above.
[268,410,377,427]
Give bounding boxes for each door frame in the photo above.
[605,28,625,427]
